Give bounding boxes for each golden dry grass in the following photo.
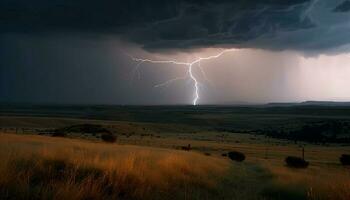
[0,133,229,200]
[260,160,350,200]
[1,113,350,200]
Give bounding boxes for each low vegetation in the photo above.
[52,130,66,137]
[340,154,350,166]
[1,113,350,199]
[101,133,117,143]
[261,120,350,144]
[0,133,228,200]
[56,124,112,134]
[227,151,245,162]
[285,156,309,168]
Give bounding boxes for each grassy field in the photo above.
[0,105,350,199]
[0,129,349,199]
[0,133,229,200]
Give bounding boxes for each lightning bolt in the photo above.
[153,76,187,88]
[128,49,236,105]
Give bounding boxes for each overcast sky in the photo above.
[1,0,350,105]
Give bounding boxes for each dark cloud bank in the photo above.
[1,0,350,105]
[1,0,350,52]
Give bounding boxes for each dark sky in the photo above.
[1,0,350,105]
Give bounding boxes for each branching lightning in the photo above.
[128,49,236,105]
[153,76,187,88]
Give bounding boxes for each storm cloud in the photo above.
[1,0,350,105]
[1,0,350,53]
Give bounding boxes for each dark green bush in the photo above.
[285,156,309,168]
[228,151,245,162]
[56,124,111,135]
[52,131,66,137]
[101,134,117,143]
[340,154,350,165]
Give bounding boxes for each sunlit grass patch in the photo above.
[0,133,229,200]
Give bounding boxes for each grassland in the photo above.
[1,105,350,199]
[2,104,350,132]
[0,133,229,200]
[1,128,349,199]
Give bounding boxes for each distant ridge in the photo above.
[266,101,350,107]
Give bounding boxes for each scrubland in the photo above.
[1,114,350,200]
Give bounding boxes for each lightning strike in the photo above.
[197,60,211,84]
[154,76,187,88]
[188,63,199,105]
[129,49,236,105]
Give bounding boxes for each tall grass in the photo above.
[1,132,349,200]
[0,134,229,200]
[261,161,350,200]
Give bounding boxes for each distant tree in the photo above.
[263,120,350,144]
[228,151,245,162]
[285,156,309,168]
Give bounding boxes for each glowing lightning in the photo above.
[154,76,187,88]
[188,63,199,105]
[129,49,236,105]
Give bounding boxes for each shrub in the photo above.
[101,134,117,143]
[52,131,66,137]
[228,151,245,162]
[221,153,227,157]
[181,144,191,151]
[285,156,309,168]
[340,154,350,166]
[55,124,111,135]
